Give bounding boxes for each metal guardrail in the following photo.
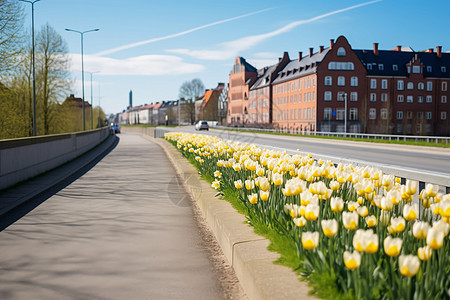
[154,127,450,194]
[214,126,450,145]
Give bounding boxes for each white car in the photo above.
[195,121,209,131]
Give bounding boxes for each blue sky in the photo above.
[23,0,450,115]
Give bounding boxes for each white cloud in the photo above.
[95,8,274,56]
[246,59,279,69]
[168,0,382,61]
[69,53,205,76]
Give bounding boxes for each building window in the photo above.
[393,64,398,71]
[370,93,376,102]
[328,61,354,70]
[407,111,413,120]
[350,76,358,86]
[412,65,421,73]
[324,76,332,86]
[418,96,424,103]
[418,82,424,90]
[324,91,332,101]
[367,64,372,70]
[442,66,447,73]
[324,108,332,120]
[442,81,448,91]
[426,95,432,103]
[417,112,423,120]
[407,96,413,103]
[350,92,358,102]
[337,92,346,101]
[336,109,345,120]
[427,81,432,91]
[407,82,414,90]
[337,47,346,56]
[398,80,404,90]
[381,93,387,102]
[370,79,377,89]
[349,108,358,120]
[442,111,447,120]
[369,108,376,120]
[397,111,403,120]
[379,64,384,70]
[298,108,302,120]
[426,112,432,120]
[337,76,345,86]
[427,66,432,72]
[442,95,448,104]
[381,79,388,89]
[381,108,388,120]
[397,95,404,102]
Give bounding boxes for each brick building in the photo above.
[227,35,450,135]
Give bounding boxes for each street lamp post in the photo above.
[65,28,99,131]
[19,0,40,136]
[344,92,348,134]
[87,71,99,129]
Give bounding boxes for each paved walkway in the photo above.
[0,133,223,299]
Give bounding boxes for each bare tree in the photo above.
[178,78,205,124]
[0,0,24,75]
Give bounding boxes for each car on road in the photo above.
[195,121,209,131]
[110,122,120,134]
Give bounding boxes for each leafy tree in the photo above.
[0,0,24,75]
[178,78,205,124]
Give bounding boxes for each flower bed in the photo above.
[166,132,450,300]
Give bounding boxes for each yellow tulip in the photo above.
[381,196,394,211]
[426,227,444,250]
[248,193,258,204]
[413,221,430,239]
[293,216,307,227]
[301,231,319,250]
[348,201,360,212]
[321,219,338,237]
[433,219,450,236]
[440,200,450,218]
[399,255,420,277]
[357,206,368,217]
[260,190,269,201]
[390,216,406,233]
[405,180,418,195]
[343,250,361,270]
[417,246,432,261]
[305,204,320,221]
[365,215,377,227]
[258,177,271,192]
[353,229,366,252]
[403,203,419,221]
[273,172,283,186]
[343,211,359,230]
[329,180,340,191]
[217,160,224,167]
[234,180,243,189]
[330,197,344,212]
[425,183,439,197]
[245,179,255,190]
[233,163,241,171]
[384,236,403,257]
[256,166,265,177]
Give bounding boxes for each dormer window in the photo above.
[442,66,447,72]
[412,66,421,73]
[393,64,398,71]
[379,64,384,70]
[337,47,346,56]
[427,66,432,72]
[367,64,372,70]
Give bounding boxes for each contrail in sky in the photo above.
[95,8,274,56]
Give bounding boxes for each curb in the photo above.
[147,134,316,300]
[0,134,118,218]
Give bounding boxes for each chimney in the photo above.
[396,45,402,51]
[319,45,324,53]
[436,46,442,58]
[427,48,434,53]
[298,51,302,61]
[309,47,313,57]
[330,39,334,49]
[278,57,282,62]
[373,43,379,56]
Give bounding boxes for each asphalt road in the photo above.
[0,133,223,300]
[168,126,450,176]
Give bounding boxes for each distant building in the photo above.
[64,94,91,108]
[196,83,224,122]
[227,36,450,135]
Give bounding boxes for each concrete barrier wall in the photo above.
[121,126,155,137]
[0,128,110,190]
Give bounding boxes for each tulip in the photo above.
[381,196,394,211]
[329,180,340,191]
[403,203,419,221]
[214,170,222,178]
[425,183,439,197]
[233,163,241,171]
[357,206,368,217]
[433,219,450,236]
[399,255,420,277]
[331,197,344,212]
[412,221,430,239]
[302,231,319,250]
[343,211,359,230]
[426,227,444,250]
[245,179,255,190]
[390,216,406,233]
[211,180,220,190]
[440,200,450,218]
[405,180,418,195]
[234,180,243,189]
[364,231,379,254]
[256,166,265,177]
[353,229,366,252]
[258,177,271,192]
[260,190,269,201]
[365,215,377,227]
[217,160,224,167]
[384,236,403,257]
[273,173,283,186]
[248,193,258,204]
[348,201,360,212]
[293,217,307,227]
[417,245,432,261]
[343,250,361,270]
[321,219,338,237]
[305,204,320,221]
